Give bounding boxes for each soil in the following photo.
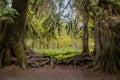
[0,65,119,80]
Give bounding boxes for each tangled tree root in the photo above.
[61,53,93,66]
[24,46,51,68]
[24,46,93,68]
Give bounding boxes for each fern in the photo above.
[0,5,19,24]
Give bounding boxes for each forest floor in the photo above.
[0,65,119,80]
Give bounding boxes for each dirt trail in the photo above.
[0,65,119,80]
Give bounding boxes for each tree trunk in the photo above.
[94,29,120,73]
[93,0,120,73]
[93,21,101,65]
[82,19,90,53]
[0,0,29,69]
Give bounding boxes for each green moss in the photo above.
[34,47,81,60]
[13,41,28,69]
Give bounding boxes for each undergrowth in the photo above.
[34,47,81,60]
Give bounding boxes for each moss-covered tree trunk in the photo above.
[94,29,120,73]
[93,0,120,73]
[0,0,29,69]
[93,21,101,64]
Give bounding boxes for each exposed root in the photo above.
[24,45,93,68]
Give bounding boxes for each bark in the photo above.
[82,19,90,53]
[94,30,120,73]
[93,21,101,65]
[3,49,11,66]
[93,0,120,73]
[0,0,29,69]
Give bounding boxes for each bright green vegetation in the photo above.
[33,38,94,60]
[33,37,94,60]
[0,0,120,73]
[35,47,81,60]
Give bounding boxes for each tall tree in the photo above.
[0,0,29,69]
[82,17,90,53]
[95,0,120,73]
[90,0,120,73]
[93,21,101,64]
[75,0,90,53]
[75,0,120,73]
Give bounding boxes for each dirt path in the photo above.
[0,65,119,80]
